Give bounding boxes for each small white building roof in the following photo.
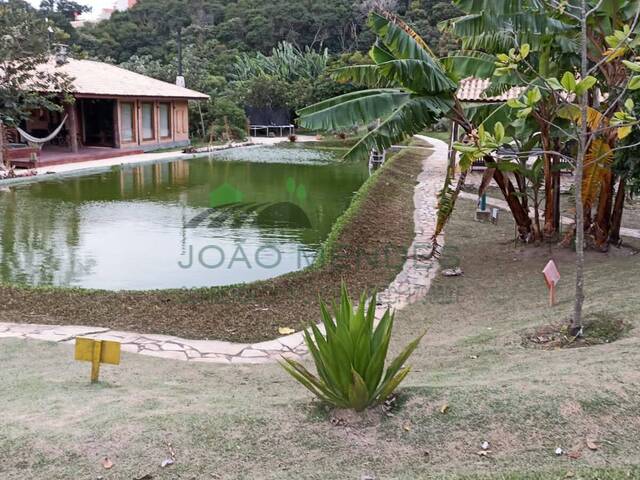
[36,58,209,100]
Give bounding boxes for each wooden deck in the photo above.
[11,146,145,169]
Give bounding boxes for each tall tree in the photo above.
[298,5,640,335]
[444,0,640,250]
[448,1,640,332]
[0,0,70,127]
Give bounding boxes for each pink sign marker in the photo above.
[542,260,560,306]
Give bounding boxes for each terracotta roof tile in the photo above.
[457,77,524,102]
[35,58,209,100]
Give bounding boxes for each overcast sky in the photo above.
[27,0,113,19]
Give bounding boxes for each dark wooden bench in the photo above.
[7,144,39,168]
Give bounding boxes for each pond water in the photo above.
[0,146,368,290]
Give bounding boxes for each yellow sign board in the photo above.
[75,338,121,382]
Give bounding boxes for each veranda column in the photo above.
[0,120,6,167]
[66,102,79,153]
[113,100,121,148]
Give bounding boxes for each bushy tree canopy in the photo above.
[0,0,70,126]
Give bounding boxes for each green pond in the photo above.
[0,146,368,290]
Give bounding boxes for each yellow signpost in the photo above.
[75,338,121,382]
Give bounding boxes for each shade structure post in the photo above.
[66,102,79,153]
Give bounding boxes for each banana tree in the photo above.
[440,0,580,240]
[298,12,464,159]
[297,11,507,251]
[443,0,640,250]
[298,9,549,244]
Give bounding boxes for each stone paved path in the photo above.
[0,136,449,364]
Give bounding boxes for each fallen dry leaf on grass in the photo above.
[442,267,464,277]
[402,421,411,432]
[440,404,450,414]
[586,439,599,451]
[567,450,582,460]
[381,396,397,417]
[278,327,296,335]
[101,457,113,469]
[476,450,491,457]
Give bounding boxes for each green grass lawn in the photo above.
[463,181,640,251]
[423,130,451,142]
[1,200,639,479]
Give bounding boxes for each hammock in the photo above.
[17,115,68,148]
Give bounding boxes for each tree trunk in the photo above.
[514,170,529,213]
[584,205,592,231]
[0,120,6,168]
[448,122,459,176]
[572,1,588,336]
[533,190,542,242]
[552,139,562,233]
[540,124,556,238]
[609,177,626,246]
[593,169,614,250]
[492,167,533,240]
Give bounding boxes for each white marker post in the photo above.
[491,207,499,224]
[542,260,560,307]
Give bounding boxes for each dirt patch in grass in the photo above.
[0,141,427,343]
[522,313,632,350]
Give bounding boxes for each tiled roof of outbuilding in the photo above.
[34,58,209,100]
[457,77,524,102]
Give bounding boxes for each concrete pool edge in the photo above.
[0,145,253,188]
[0,136,323,188]
[0,135,448,365]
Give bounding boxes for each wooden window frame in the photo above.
[141,101,155,141]
[120,101,136,143]
[159,102,172,139]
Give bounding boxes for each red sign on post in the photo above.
[542,260,560,307]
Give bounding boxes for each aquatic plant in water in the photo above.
[210,146,335,165]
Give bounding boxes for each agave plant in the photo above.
[281,285,424,412]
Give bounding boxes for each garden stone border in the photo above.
[0,135,448,365]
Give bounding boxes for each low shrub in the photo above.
[281,285,424,412]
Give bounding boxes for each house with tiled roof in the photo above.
[8,53,208,168]
[450,78,525,171]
